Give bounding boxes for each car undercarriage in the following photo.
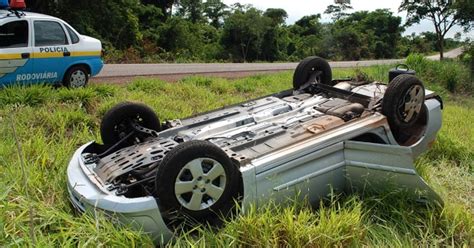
[67,57,443,244]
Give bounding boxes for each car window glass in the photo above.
[65,25,80,44]
[0,20,29,48]
[34,21,67,46]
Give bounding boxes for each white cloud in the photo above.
[221,0,473,39]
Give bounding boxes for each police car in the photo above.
[0,0,103,88]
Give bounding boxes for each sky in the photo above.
[222,0,473,39]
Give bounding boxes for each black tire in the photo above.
[382,74,425,133]
[155,140,239,223]
[100,102,161,146]
[63,65,89,88]
[293,56,332,90]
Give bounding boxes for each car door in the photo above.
[253,141,347,207]
[0,19,33,86]
[344,140,442,203]
[31,19,73,84]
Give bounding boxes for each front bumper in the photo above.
[66,143,173,245]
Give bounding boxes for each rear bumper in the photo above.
[90,59,103,76]
[66,143,173,245]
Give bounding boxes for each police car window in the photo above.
[65,25,79,44]
[34,21,68,46]
[0,20,29,48]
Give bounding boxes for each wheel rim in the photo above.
[308,68,323,84]
[174,158,226,211]
[114,115,143,142]
[398,85,424,122]
[69,70,87,88]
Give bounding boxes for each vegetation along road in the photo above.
[94,48,463,83]
[1,55,473,246]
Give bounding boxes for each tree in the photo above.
[324,1,353,21]
[157,17,219,60]
[420,31,439,51]
[398,34,431,57]
[221,7,270,62]
[330,9,403,60]
[361,9,404,58]
[260,9,290,61]
[333,25,363,60]
[141,0,175,20]
[25,0,58,14]
[292,14,323,37]
[264,8,288,26]
[175,0,204,23]
[399,0,464,60]
[230,3,252,12]
[203,0,228,28]
[54,0,143,49]
[455,0,474,31]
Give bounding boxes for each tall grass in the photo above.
[0,63,473,247]
[406,54,473,94]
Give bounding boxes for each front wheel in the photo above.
[154,140,240,225]
[63,66,89,88]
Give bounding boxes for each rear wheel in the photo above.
[382,74,425,142]
[293,56,332,90]
[155,140,239,226]
[63,65,89,88]
[100,102,161,146]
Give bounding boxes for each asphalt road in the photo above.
[94,47,463,81]
[426,47,463,60]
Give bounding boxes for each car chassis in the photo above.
[67,57,442,244]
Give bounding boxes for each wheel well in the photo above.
[68,63,91,75]
[394,104,428,146]
[62,64,92,84]
[351,133,387,144]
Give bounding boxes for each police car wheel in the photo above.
[64,66,89,88]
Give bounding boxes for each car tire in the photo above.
[382,74,425,134]
[293,56,332,90]
[155,140,239,224]
[63,65,89,88]
[100,102,161,146]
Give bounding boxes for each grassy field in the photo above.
[0,61,473,247]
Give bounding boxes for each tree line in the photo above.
[24,0,470,63]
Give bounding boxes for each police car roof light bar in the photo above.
[10,0,26,10]
[0,0,9,9]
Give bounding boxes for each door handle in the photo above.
[63,51,71,57]
[21,53,30,59]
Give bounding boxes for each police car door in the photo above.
[0,19,33,86]
[31,19,72,84]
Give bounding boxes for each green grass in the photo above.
[0,63,473,247]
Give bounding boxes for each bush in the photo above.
[406,54,473,94]
[461,42,474,75]
[0,85,53,106]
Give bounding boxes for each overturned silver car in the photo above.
[67,57,442,244]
